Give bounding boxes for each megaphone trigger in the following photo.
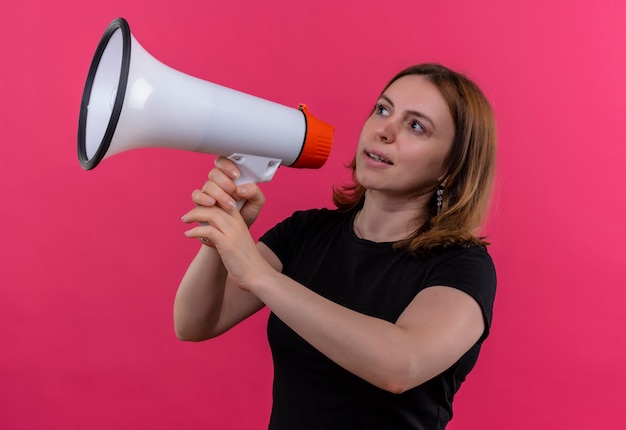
[227,154,281,185]
[227,154,282,210]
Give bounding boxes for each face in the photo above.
[355,74,455,201]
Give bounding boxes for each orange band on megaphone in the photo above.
[291,104,334,169]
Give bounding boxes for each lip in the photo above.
[363,148,393,166]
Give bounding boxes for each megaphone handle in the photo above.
[227,154,282,210]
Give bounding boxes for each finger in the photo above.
[182,202,244,228]
[201,180,238,211]
[234,183,265,226]
[183,221,217,240]
[183,208,235,244]
[205,166,241,210]
[181,205,218,224]
[206,167,236,193]
[199,237,215,247]
[235,183,265,207]
[191,189,216,207]
[214,156,241,180]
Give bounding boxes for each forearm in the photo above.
[174,245,228,341]
[249,272,426,393]
[246,269,484,394]
[176,158,268,341]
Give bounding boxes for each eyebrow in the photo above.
[379,94,437,131]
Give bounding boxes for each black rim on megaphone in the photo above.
[78,18,131,170]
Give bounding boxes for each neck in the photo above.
[354,192,428,242]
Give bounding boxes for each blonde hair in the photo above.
[333,63,497,254]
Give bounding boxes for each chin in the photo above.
[354,169,376,190]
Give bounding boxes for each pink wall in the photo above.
[2,0,625,428]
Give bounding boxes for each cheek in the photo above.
[357,123,371,144]
[355,127,372,159]
[427,157,449,180]
[398,147,448,178]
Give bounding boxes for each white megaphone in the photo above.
[78,17,334,192]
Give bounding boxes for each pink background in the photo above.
[2,0,625,428]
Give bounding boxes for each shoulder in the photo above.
[407,245,496,300]
[259,208,351,259]
[265,208,348,236]
[426,245,497,332]
[285,207,346,225]
[430,245,495,278]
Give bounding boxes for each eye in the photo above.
[374,103,389,116]
[409,119,426,135]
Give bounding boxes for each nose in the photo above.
[376,118,396,144]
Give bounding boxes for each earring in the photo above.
[436,185,444,215]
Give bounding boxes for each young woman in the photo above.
[176,63,497,429]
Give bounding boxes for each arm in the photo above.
[247,262,485,393]
[181,159,485,392]
[191,199,486,392]
[174,158,277,341]
[174,244,283,341]
[173,244,266,341]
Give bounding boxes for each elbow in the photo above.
[374,360,427,394]
[174,320,215,342]
[174,328,214,342]
[175,329,204,342]
[173,309,219,342]
[378,378,414,395]
[174,326,199,342]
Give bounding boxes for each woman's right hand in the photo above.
[191,156,266,228]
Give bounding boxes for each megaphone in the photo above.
[78,17,334,189]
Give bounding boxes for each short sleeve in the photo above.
[259,209,327,266]
[426,246,497,341]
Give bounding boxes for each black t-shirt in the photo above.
[259,208,497,430]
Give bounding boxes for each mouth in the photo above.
[365,151,393,165]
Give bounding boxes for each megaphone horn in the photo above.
[78,18,334,186]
